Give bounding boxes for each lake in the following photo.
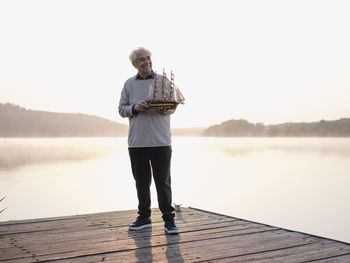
[0,137,349,243]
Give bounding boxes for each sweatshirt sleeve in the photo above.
[118,83,134,118]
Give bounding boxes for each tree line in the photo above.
[0,103,127,137]
[202,118,350,137]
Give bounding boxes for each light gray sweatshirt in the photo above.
[118,74,174,148]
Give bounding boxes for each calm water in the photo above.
[0,137,349,243]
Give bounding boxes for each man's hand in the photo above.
[134,100,149,112]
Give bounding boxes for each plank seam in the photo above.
[300,252,350,263]
[0,228,64,236]
[0,217,86,227]
[194,242,320,263]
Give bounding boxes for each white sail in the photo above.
[175,87,185,104]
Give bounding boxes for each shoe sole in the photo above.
[164,227,179,234]
[128,223,152,231]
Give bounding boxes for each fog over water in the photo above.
[0,138,119,169]
[0,137,349,243]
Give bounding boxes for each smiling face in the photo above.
[132,49,152,78]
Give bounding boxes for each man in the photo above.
[118,47,179,234]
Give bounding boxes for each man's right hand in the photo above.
[134,100,150,112]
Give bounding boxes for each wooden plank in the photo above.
[0,208,209,235]
[36,230,308,262]
[0,215,239,252]
[303,253,350,263]
[56,229,348,263]
[189,241,350,263]
[0,222,275,262]
[0,207,349,263]
[0,221,274,262]
[55,230,318,263]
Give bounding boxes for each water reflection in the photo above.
[0,138,124,170]
[3,138,350,170]
[211,138,350,158]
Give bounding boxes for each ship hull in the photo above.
[147,101,179,110]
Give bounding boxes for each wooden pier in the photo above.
[1,207,350,262]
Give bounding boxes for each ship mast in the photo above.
[153,71,157,100]
[170,71,175,101]
[162,68,166,100]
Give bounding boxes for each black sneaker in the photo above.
[128,217,152,231]
[164,219,179,234]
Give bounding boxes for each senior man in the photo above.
[118,47,179,234]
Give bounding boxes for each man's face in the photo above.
[133,50,152,77]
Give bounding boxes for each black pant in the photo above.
[128,146,175,221]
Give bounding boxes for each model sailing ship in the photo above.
[147,69,185,110]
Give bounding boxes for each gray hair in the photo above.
[129,47,152,62]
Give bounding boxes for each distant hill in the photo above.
[202,118,350,137]
[0,103,128,137]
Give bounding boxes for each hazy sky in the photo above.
[1,0,350,128]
